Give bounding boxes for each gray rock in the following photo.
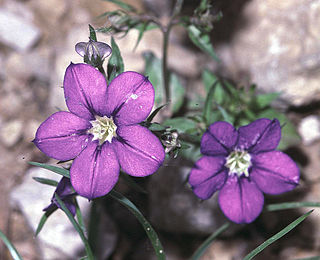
[149,159,226,235]
[216,0,320,106]
[10,167,91,259]
[0,8,40,51]
[0,120,23,147]
[298,115,320,145]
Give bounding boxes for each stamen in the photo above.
[88,116,117,145]
[225,150,251,178]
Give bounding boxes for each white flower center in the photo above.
[88,116,117,145]
[225,150,251,178]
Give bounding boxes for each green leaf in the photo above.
[109,190,165,259]
[243,210,313,260]
[146,103,168,123]
[103,0,136,12]
[202,69,218,94]
[191,222,230,260]
[217,105,234,124]
[75,199,86,233]
[107,37,124,82]
[143,51,163,106]
[163,117,197,133]
[203,80,218,124]
[28,162,70,178]
[55,194,94,260]
[255,92,280,109]
[0,229,23,260]
[35,208,56,236]
[187,25,219,61]
[120,172,148,194]
[148,123,167,132]
[32,177,59,187]
[134,22,148,50]
[143,52,185,113]
[169,73,185,113]
[258,109,301,150]
[88,24,97,41]
[267,202,320,211]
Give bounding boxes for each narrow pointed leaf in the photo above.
[109,190,165,259]
[107,37,124,82]
[267,202,320,211]
[243,210,313,260]
[0,229,23,260]
[75,199,86,233]
[146,103,168,123]
[120,172,148,194]
[89,24,97,41]
[28,162,70,178]
[191,222,230,260]
[134,22,148,50]
[55,194,94,260]
[33,177,59,187]
[35,208,57,236]
[187,25,219,61]
[203,80,218,123]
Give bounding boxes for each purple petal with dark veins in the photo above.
[251,151,299,194]
[113,125,165,177]
[63,63,108,120]
[33,111,91,161]
[218,176,264,224]
[70,141,120,199]
[201,121,238,156]
[105,71,155,125]
[237,118,281,153]
[189,156,228,200]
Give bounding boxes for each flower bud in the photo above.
[75,39,112,67]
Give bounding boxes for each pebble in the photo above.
[298,115,320,145]
[0,8,40,52]
[0,120,23,147]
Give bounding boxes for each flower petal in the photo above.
[218,176,264,224]
[113,125,165,177]
[63,63,108,120]
[106,71,155,125]
[237,118,281,153]
[189,156,228,200]
[251,151,299,194]
[70,141,120,199]
[33,111,91,161]
[201,121,238,156]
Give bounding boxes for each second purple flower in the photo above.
[34,63,165,199]
[188,119,300,224]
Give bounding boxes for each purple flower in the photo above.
[43,177,76,216]
[34,63,165,199]
[188,119,300,224]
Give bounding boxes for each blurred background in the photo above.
[1,0,320,259]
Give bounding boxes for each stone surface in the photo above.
[0,120,23,147]
[0,8,40,51]
[149,159,226,235]
[216,0,320,106]
[10,167,91,259]
[298,115,320,145]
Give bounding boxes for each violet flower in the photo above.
[43,177,76,216]
[34,63,165,199]
[188,119,300,224]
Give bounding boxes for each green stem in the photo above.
[162,26,170,105]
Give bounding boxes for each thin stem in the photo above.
[161,0,184,109]
[162,27,171,105]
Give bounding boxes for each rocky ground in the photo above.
[0,0,320,259]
